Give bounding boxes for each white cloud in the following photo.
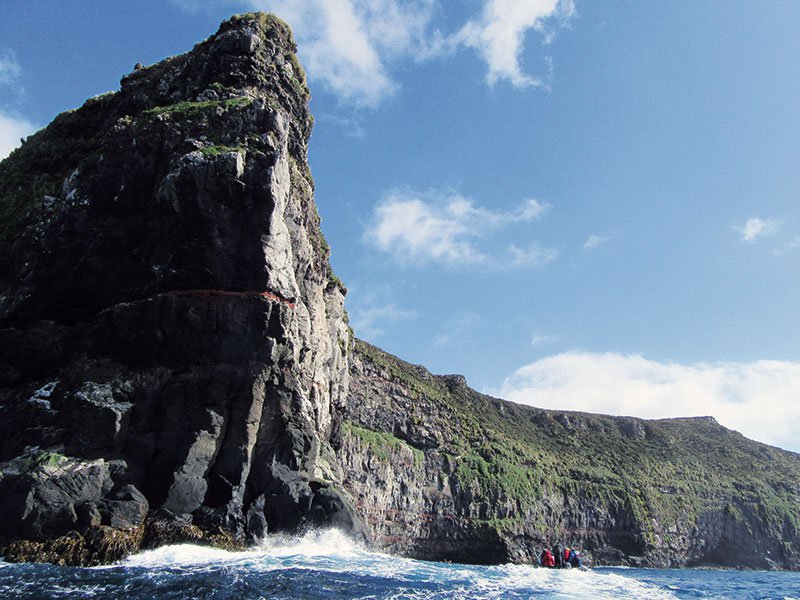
[318,112,366,138]
[737,217,780,243]
[455,0,576,87]
[514,198,550,221]
[506,243,558,268]
[498,351,800,453]
[583,234,608,250]
[434,311,481,347]
[349,302,417,339]
[247,0,437,107]
[0,48,37,159]
[364,190,553,267]
[0,50,22,86]
[167,0,206,12]
[531,330,557,346]
[0,111,37,161]
[214,0,574,105]
[367,195,479,263]
[772,234,800,257]
[0,48,26,106]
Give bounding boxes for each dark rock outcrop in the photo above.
[0,13,359,565]
[1,12,799,571]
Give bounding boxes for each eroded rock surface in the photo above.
[0,13,359,565]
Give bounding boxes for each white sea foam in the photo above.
[117,543,258,569]
[116,528,373,573]
[111,529,681,599]
[254,527,367,559]
[465,563,679,600]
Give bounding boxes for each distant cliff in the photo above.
[0,13,359,565]
[339,341,800,569]
[1,12,799,570]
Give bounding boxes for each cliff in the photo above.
[339,340,800,569]
[0,13,360,565]
[1,12,799,570]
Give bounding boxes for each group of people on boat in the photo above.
[539,544,582,568]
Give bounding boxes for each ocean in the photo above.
[1,530,797,599]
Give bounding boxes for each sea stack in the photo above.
[0,13,359,565]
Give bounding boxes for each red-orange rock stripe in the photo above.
[163,289,296,308]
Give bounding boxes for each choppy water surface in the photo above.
[1,530,798,599]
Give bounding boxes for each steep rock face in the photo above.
[338,340,800,569]
[0,13,359,565]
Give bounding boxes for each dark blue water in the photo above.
[1,531,798,599]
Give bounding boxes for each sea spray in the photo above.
[3,529,798,599]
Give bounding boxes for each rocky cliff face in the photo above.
[338,340,800,570]
[2,12,800,571]
[0,13,360,565]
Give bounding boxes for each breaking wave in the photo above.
[114,530,677,600]
[2,529,799,599]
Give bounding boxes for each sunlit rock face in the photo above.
[0,13,358,565]
[338,340,800,571]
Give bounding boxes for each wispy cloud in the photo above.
[0,111,37,160]
[434,311,481,347]
[506,243,558,268]
[498,351,800,453]
[364,189,554,267]
[454,0,576,88]
[171,1,574,106]
[772,234,800,257]
[736,217,780,243]
[583,234,608,250]
[530,330,558,346]
[317,112,367,139]
[247,0,437,107]
[348,302,417,339]
[0,51,37,161]
[0,50,22,87]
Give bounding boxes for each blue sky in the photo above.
[2,1,800,451]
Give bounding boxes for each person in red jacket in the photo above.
[539,548,556,568]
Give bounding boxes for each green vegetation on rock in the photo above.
[143,96,253,119]
[230,12,310,100]
[341,421,423,465]
[198,145,245,158]
[0,93,116,246]
[346,339,800,565]
[33,450,68,469]
[2,448,69,475]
